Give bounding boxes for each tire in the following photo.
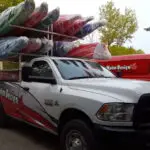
[60,119,95,150]
[0,102,7,128]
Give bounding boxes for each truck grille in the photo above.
[133,94,150,129]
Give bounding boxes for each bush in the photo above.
[109,45,144,56]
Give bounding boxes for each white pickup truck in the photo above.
[0,56,150,150]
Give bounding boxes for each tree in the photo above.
[0,0,24,13]
[99,1,138,46]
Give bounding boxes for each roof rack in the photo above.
[0,24,80,82]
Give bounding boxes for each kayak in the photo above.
[53,41,79,57]
[36,7,60,29]
[58,16,94,41]
[0,37,29,59]
[13,2,48,36]
[21,38,42,53]
[27,7,60,38]
[66,43,111,60]
[65,16,94,36]
[39,38,53,54]
[75,21,107,38]
[53,14,82,34]
[0,0,35,36]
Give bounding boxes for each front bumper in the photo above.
[93,124,150,148]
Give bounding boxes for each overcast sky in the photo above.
[35,0,150,53]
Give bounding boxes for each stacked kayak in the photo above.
[53,41,80,57]
[57,16,94,41]
[13,2,48,36]
[0,37,29,58]
[65,43,111,60]
[0,0,35,36]
[53,15,82,34]
[27,7,60,38]
[0,0,111,81]
[65,16,94,36]
[21,38,42,53]
[39,38,53,53]
[75,21,107,38]
[53,41,111,60]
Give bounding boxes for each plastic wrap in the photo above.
[93,43,111,60]
[76,20,107,38]
[14,2,48,36]
[0,0,35,36]
[0,37,29,59]
[66,43,111,60]
[39,38,53,53]
[53,41,79,57]
[22,38,42,53]
[65,16,94,36]
[53,14,82,34]
[28,7,60,38]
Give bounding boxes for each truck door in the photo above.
[0,82,20,118]
[19,60,60,134]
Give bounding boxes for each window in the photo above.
[31,61,53,79]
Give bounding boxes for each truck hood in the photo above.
[64,78,150,103]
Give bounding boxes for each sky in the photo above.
[35,0,150,53]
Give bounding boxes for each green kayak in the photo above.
[0,0,35,36]
[36,7,60,30]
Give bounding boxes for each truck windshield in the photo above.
[53,59,116,80]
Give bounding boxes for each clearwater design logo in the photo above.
[106,63,137,71]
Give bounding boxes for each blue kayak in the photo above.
[0,37,29,59]
[53,41,78,57]
[75,21,106,38]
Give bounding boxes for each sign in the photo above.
[106,63,137,71]
[0,88,19,104]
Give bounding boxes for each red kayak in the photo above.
[53,14,82,34]
[58,16,94,41]
[65,16,94,36]
[66,43,111,60]
[21,38,42,53]
[13,2,48,36]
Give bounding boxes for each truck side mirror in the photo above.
[116,71,122,78]
[22,66,32,82]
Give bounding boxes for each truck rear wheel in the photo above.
[0,103,7,127]
[60,119,95,150]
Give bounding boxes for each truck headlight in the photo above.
[96,103,134,122]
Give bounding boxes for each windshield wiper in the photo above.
[68,76,93,80]
[68,76,114,80]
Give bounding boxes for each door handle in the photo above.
[23,87,29,91]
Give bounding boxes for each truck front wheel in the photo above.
[60,119,95,150]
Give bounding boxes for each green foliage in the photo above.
[99,1,138,46]
[0,0,24,13]
[109,45,145,56]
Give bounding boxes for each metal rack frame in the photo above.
[0,24,79,82]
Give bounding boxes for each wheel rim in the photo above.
[66,130,87,150]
